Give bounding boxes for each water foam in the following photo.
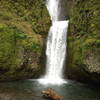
[38,0,69,85]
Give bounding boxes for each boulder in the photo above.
[42,88,63,100]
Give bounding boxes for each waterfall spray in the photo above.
[38,0,69,85]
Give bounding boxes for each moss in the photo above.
[0,24,17,69]
[67,0,100,83]
[0,0,50,35]
[0,23,44,80]
[0,0,50,80]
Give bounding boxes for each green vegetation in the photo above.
[0,0,50,34]
[67,0,100,83]
[0,0,50,80]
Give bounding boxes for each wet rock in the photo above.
[0,94,12,100]
[42,88,63,100]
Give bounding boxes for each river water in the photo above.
[0,80,100,100]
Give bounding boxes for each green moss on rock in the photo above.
[0,0,50,81]
[67,0,100,83]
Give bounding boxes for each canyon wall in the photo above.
[67,0,100,84]
[0,0,50,81]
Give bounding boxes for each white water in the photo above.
[46,0,59,21]
[38,0,69,85]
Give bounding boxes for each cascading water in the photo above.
[38,0,69,85]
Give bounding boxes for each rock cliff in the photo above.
[66,0,100,84]
[0,0,50,81]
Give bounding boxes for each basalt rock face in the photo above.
[66,0,100,84]
[0,0,50,81]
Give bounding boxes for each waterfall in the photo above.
[38,0,69,85]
